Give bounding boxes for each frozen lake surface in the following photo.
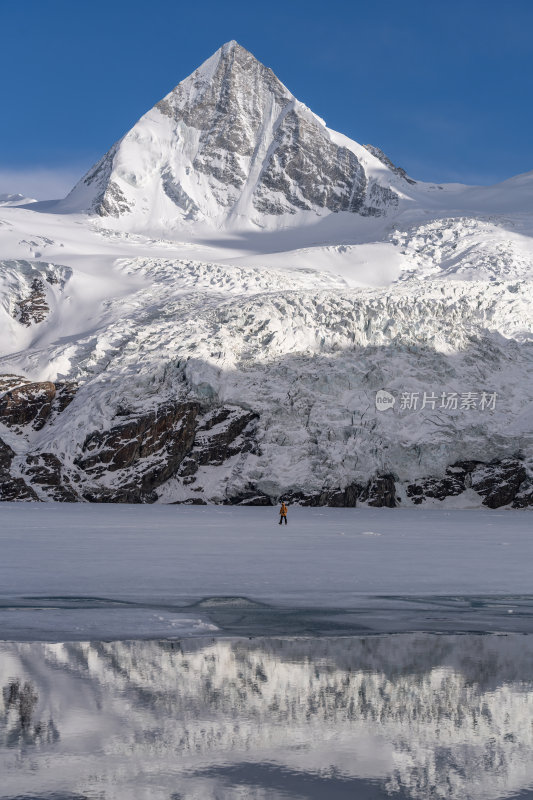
[2,504,533,799]
[0,504,532,639]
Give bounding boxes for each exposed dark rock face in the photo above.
[470,459,527,509]
[75,401,200,502]
[0,375,263,503]
[281,489,321,506]
[285,460,531,510]
[407,476,465,504]
[0,371,530,508]
[75,404,259,503]
[361,474,398,508]
[0,381,56,430]
[0,375,77,435]
[53,381,78,412]
[0,477,39,502]
[23,453,78,502]
[16,277,49,325]
[254,110,367,215]
[283,481,365,508]
[224,488,273,506]
[407,459,530,509]
[80,402,200,472]
[323,483,361,507]
[179,407,259,481]
[0,437,14,472]
[0,437,39,501]
[513,480,533,509]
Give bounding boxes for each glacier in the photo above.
[0,41,531,507]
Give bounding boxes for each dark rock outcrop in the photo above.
[0,437,14,472]
[282,489,321,506]
[77,404,259,503]
[283,481,364,508]
[0,477,39,502]
[23,453,78,502]
[0,380,56,430]
[0,438,39,501]
[407,458,530,508]
[470,459,527,509]
[16,277,49,325]
[361,474,398,508]
[513,479,533,509]
[0,370,530,508]
[407,476,465,504]
[77,402,200,473]
[224,488,273,506]
[284,476,397,509]
[178,408,259,486]
[75,401,200,502]
[53,381,78,412]
[0,375,77,432]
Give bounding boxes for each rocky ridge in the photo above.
[59,41,405,226]
[0,373,530,507]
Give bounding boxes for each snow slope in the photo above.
[0,42,531,506]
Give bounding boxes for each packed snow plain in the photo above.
[1,503,532,640]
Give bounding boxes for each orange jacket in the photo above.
[280,503,288,517]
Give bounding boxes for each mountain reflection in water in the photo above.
[1,634,533,800]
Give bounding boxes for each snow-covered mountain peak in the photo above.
[57,41,405,230]
[155,40,289,115]
[0,193,37,207]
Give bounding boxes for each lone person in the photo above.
[279,501,288,525]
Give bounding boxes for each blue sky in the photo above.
[1,0,532,198]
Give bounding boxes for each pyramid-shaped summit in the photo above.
[60,41,404,229]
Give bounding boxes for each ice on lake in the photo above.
[0,504,532,639]
[1,503,533,799]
